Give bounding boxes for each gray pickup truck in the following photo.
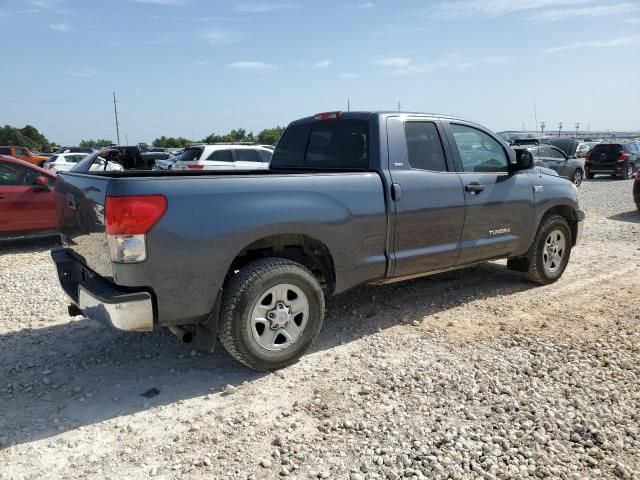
[52,111,584,370]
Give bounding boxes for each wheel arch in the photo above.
[540,205,580,246]
[225,233,336,296]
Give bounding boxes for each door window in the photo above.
[206,149,233,162]
[233,149,260,163]
[15,148,27,156]
[450,124,509,173]
[404,122,448,172]
[0,163,39,185]
[0,148,10,155]
[550,148,566,159]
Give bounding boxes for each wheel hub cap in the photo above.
[543,229,566,274]
[250,284,310,351]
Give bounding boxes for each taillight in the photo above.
[105,195,167,263]
[105,195,167,235]
[617,153,629,162]
[636,170,640,180]
[186,164,204,170]
[584,153,590,162]
[314,111,342,121]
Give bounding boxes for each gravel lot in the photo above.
[1,178,639,480]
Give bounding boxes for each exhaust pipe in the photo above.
[168,326,194,344]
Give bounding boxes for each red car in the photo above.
[0,155,58,238]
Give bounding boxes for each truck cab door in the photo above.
[386,117,466,278]
[443,122,534,265]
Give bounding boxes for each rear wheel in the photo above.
[622,163,634,180]
[219,258,325,371]
[572,169,583,186]
[586,171,594,179]
[523,214,572,285]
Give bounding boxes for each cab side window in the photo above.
[550,148,566,159]
[451,124,508,173]
[404,122,448,172]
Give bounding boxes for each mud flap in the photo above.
[196,289,222,353]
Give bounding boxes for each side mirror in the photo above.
[511,150,534,172]
[36,176,50,190]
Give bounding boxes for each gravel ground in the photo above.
[1,178,639,480]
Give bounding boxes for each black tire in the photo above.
[523,214,572,285]
[622,163,634,180]
[219,257,325,371]
[636,202,640,212]
[572,169,583,187]
[586,171,594,179]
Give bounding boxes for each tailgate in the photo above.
[55,172,113,278]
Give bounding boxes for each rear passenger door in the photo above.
[387,117,466,277]
[232,148,266,170]
[444,122,534,265]
[205,148,236,170]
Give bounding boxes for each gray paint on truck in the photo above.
[54,111,582,329]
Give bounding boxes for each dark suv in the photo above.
[585,142,640,180]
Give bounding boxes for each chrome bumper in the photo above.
[51,248,154,332]
[78,280,154,332]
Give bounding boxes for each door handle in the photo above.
[465,182,484,194]
[0,195,6,199]
[391,183,402,201]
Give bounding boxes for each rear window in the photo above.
[591,144,622,154]
[258,149,272,163]
[271,119,368,170]
[181,147,204,163]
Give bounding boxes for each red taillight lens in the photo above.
[636,170,640,180]
[314,111,342,121]
[105,195,167,235]
[186,164,204,170]
[584,153,590,162]
[617,153,629,162]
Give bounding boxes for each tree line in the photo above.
[0,125,50,151]
[0,124,285,152]
[151,127,285,148]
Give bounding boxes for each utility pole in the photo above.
[397,101,401,112]
[574,122,580,139]
[126,133,129,146]
[533,102,538,133]
[347,99,350,112]
[540,121,546,136]
[558,122,563,137]
[113,92,121,146]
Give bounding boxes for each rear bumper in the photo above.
[51,248,154,332]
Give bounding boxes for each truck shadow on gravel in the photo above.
[607,210,640,224]
[0,262,535,448]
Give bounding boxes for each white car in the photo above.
[44,153,124,172]
[173,144,272,171]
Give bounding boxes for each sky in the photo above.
[1,0,639,145]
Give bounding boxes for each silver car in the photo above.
[527,144,586,186]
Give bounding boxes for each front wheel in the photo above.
[523,214,572,285]
[572,169,583,186]
[219,258,325,370]
[586,171,595,179]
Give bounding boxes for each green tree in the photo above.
[257,127,284,146]
[79,139,113,148]
[152,136,191,148]
[0,124,50,151]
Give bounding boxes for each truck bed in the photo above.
[55,170,389,326]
